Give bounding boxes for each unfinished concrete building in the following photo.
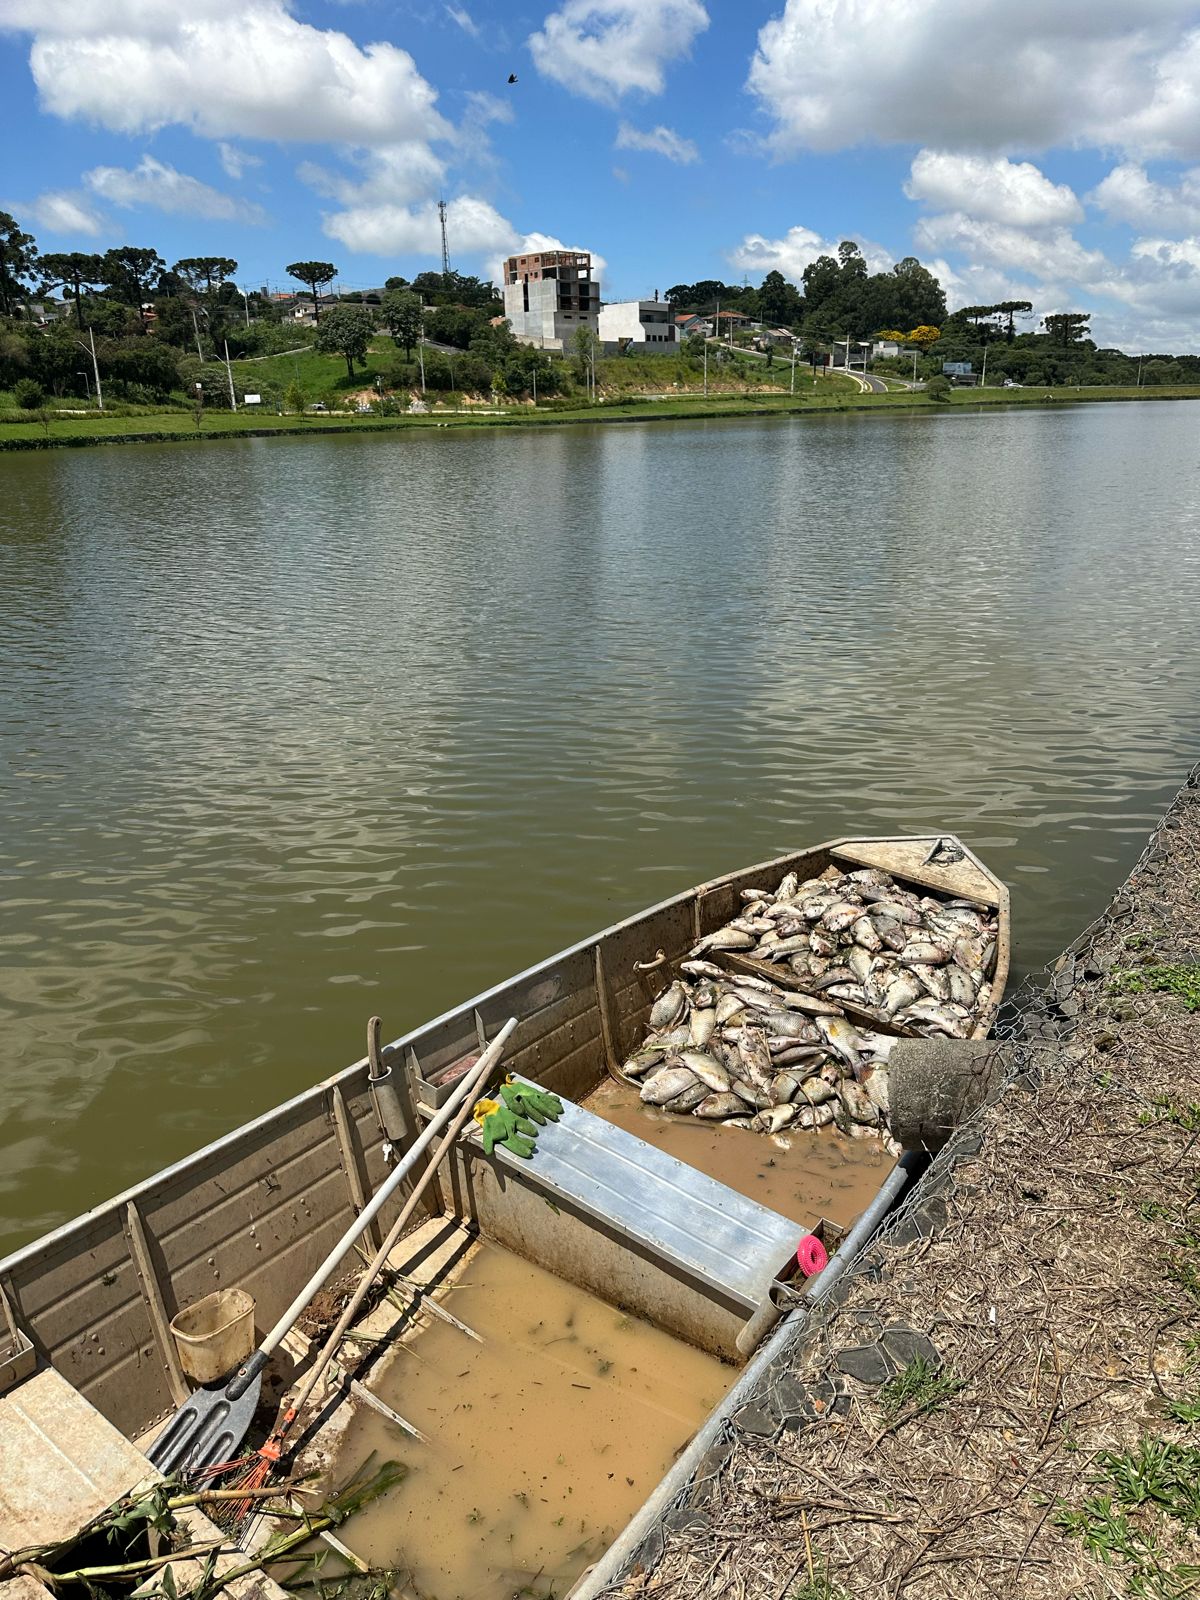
[503,249,599,350]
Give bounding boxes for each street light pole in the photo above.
[223,340,237,411]
[71,327,103,410]
[790,339,797,395]
[76,370,90,401]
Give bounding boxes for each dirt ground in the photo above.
[610,766,1200,1600]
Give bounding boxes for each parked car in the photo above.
[1003,379,1023,389]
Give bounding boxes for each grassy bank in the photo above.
[2,380,1199,450]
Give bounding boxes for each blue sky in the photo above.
[3,1,1200,350]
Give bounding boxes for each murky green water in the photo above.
[2,405,1199,1252]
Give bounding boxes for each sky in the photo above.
[3,1,1200,352]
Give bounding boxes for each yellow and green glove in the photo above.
[499,1079,564,1126]
[473,1096,538,1159]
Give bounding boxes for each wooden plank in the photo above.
[830,837,1001,907]
[330,1085,383,1253]
[123,1202,188,1405]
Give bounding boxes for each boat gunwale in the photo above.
[0,833,1006,1282]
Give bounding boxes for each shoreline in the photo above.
[3,382,1200,452]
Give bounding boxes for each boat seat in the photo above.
[486,1079,804,1316]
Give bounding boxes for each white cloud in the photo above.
[217,142,261,180]
[906,151,1082,228]
[17,190,106,237]
[84,154,267,222]
[615,121,698,163]
[529,0,708,104]
[729,225,893,281]
[298,142,446,208]
[445,4,479,38]
[1091,162,1200,234]
[324,193,518,260]
[748,0,1200,158]
[3,0,450,147]
[914,211,1108,286]
[463,90,514,128]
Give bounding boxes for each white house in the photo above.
[597,299,678,347]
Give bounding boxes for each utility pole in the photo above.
[790,339,797,395]
[223,340,237,411]
[980,342,988,389]
[190,306,205,363]
[240,286,250,328]
[438,198,451,280]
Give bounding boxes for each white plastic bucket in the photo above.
[170,1288,256,1385]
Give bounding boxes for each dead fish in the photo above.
[621,1045,666,1078]
[822,901,863,935]
[838,1079,880,1126]
[914,964,952,1002]
[848,867,891,886]
[740,885,773,901]
[861,1066,890,1115]
[640,1065,698,1105]
[809,965,856,992]
[871,899,921,926]
[902,941,952,967]
[871,915,908,952]
[688,1007,717,1047]
[882,972,921,1017]
[800,895,834,921]
[665,1079,711,1113]
[810,930,838,958]
[775,871,799,900]
[714,991,748,1027]
[898,1000,970,1038]
[817,1015,864,1076]
[654,1025,692,1050]
[758,933,812,959]
[761,1009,816,1038]
[800,1077,837,1106]
[679,1050,730,1093]
[759,1104,798,1134]
[721,1116,756,1130]
[680,959,724,979]
[952,934,986,972]
[694,1091,746,1120]
[772,1071,801,1104]
[649,981,687,1029]
[846,946,874,985]
[947,966,978,1008]
[826,983,869,1004]
[794,1103,836,1130]
[694,927,755,955]
[850,916,882,953]
[857,1030,897,1062]
[771,1043,827,1068]
[735,1028,775,1088]
[729,916,775,936]
[729,1078,771,1109]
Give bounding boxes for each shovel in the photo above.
[148,1017,517,1476]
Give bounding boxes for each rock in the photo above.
[880,1326,941,1369]
[835,1342,897,1385]
[734,1401,777,1437]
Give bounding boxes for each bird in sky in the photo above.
[507,73,518,84]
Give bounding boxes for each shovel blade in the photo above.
[146,1370,262,1477]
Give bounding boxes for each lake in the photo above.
[2,402,1198,1252]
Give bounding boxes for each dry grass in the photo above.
[611,769,1200,1600]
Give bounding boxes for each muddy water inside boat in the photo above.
[335,1241,729,1599]
[583,1077,892,1231]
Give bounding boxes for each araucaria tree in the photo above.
[38,252,105,327]
[286,260,337,322]
[0,211,38,317]
[174,257,239,295]
[315,304,375,379]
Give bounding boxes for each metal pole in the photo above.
[76,370,90,401]
[418,338,426,396]
[89,328,103,411]
[980,342,988,390]
[223,340,237,411]
[241,287,250,328]
[790,340,796,395]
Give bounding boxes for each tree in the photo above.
[0,211,37,318]
[13,377,44,410]
[572,325,598,395]
[286,260,337,323]
[758,269,803,327]
[284,380,307,414]
[38,252,105,327]
[994,299,1033,342]
[315,304,375,378]
[380,287,423,356]
[925,375,952,401]
[1042,312,1091,347]
[100,247,166,318]
[906,325,942,355]
[174,257,238,295]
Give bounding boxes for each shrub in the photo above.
[13,377,45,410]
[925,375,952,402]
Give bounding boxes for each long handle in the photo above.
[284,1021,517,1427]
[226,1018,517,1399]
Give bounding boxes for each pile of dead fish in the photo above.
[623,863,999,1149]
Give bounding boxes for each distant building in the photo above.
[873,340,900,359]
[942,360,973,376]
[597,299,678,347]
[502,249,599,350]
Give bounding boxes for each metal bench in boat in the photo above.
[440,1079,805,1362]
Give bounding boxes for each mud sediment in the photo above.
[605,762,1200,1600]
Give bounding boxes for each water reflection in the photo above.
[1,404,1198,1249]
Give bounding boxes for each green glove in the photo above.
[474,1099,538,1158]
[501,1080,564,1125]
